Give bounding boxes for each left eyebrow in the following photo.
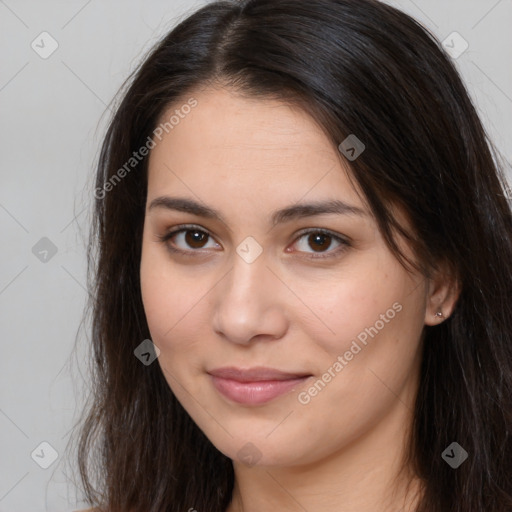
[147,196,368,228]
[270,199,368,226]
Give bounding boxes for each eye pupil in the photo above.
[309,233,331,252]
[185,230,207,248]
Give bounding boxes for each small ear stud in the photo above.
[435,310,444,318]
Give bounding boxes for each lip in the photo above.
[208,366,312,405]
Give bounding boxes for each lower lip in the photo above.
[210,375,311,405]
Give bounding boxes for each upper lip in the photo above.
[208,366,311,382]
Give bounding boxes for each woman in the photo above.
[71,0,512,510]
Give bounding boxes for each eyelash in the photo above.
[156,224,351,260]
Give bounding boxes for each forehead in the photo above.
[146,86,364,212]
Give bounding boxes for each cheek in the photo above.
[140,243,186,343]
[140,244,216,362]
[290,252,415,359]
[295,267,426,421]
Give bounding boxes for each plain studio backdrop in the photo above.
[0,1,511,510]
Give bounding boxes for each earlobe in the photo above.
[423,265,461,326]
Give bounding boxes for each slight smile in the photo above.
[208,367,313,405]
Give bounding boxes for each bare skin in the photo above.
[139,85,459,512]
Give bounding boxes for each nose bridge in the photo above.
[212,242,287,344]
[224,245,271,309]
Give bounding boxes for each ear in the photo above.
[423,261,461,326]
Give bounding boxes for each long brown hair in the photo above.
[69,0,512,510]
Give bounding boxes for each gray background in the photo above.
[0,1,511,510]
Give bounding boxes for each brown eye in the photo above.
[183,229,209,249]
[307,232,333,252]
[292,229,350,259]
[158,225,220,254]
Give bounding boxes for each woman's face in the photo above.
[140,86,432,468]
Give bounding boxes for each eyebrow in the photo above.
[148,196,368,227]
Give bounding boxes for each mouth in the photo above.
[207,366,313,405]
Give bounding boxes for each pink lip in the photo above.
[208,367,312,405]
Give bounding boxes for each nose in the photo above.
[212,249,288,346]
